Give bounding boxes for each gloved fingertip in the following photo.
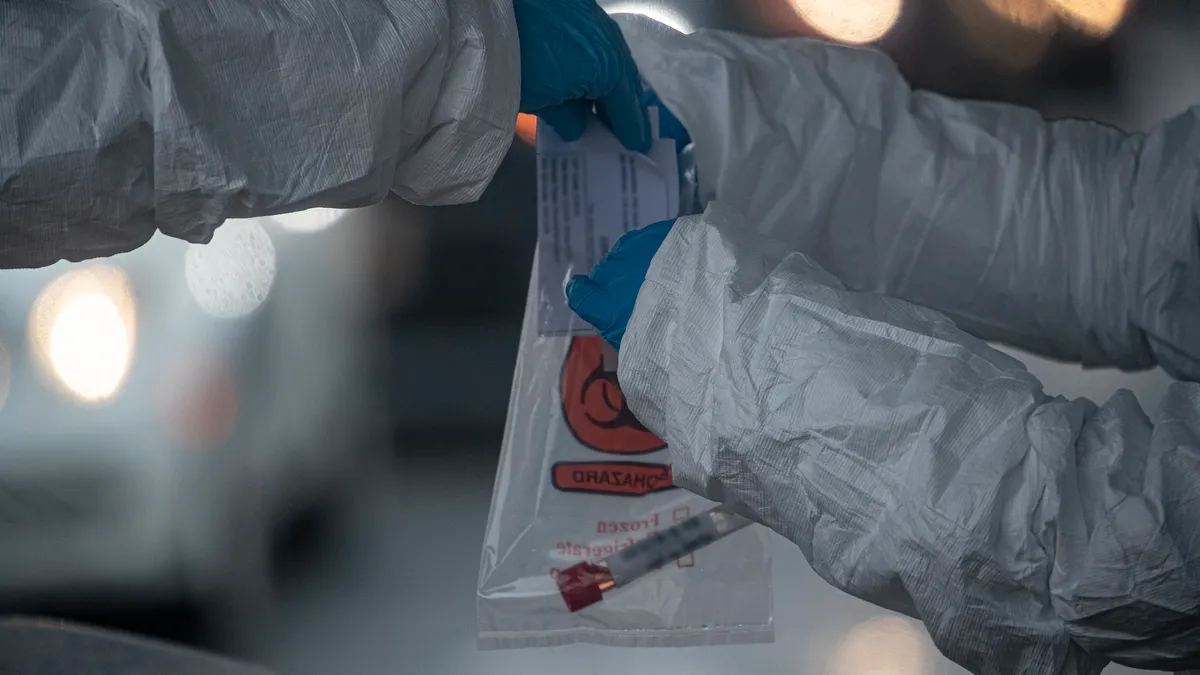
[565,274,599,307]
[565,274,588,297]
[553,121,586,143]
[566,276,613,333]
[631,125,654,154]
[621,110,654,154]
[601,81,653,154]
[605,327,624,352]
[538,101,591,142]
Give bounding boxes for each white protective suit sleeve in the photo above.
[0,0,518,269]
[616,17,1200,382]
[618,203,1200,675]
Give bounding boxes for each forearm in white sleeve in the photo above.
[618,203,1200,675]
[0,0,518,269]
[618,16,1200,382]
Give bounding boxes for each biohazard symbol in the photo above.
[560,336,667,455]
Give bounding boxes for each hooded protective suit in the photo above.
[606,16,1200,675]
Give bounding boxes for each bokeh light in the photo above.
[156,350,238,451]
[947,0,1056,70]
[1049,0,1128,37]
[50,295,131,402]
[962,0,1128,41]
[789,0,903,44]
[268,207,347,234]
[606,2,695,33]
[185,218,277,319]
[29,266,137,403]
[981,0,1057,28]
[829,616,929,675]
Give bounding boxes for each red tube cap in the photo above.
[555,562,610,612]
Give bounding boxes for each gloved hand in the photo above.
[514,0,653,153]
[566,219,676,350]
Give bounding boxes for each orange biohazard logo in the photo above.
[552,461,674,496]
[560,336,667,455]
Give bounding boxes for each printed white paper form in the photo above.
[536,112,679,336]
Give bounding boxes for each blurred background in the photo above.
[0,0,1197,673]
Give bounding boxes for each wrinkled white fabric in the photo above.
[618,203,1200,675]
[616,16,1200,382]
[0,0,518,268]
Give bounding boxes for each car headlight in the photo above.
[30,266,137,403]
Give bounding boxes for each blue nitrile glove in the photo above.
[514,0,653,153]
[566,219,676,350]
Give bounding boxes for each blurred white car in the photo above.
[0,206,384,637]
